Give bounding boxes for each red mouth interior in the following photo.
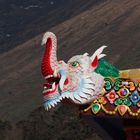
[44,77,60,90]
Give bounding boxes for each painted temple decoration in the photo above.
[41,32,140,117]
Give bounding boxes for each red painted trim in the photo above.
[41,38,53,77]
[64,78,69,85]
[91,56,98,68]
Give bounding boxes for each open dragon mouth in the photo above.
[43,75,60,95]
[43,74,71,110]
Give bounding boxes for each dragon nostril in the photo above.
[64,78,69,85]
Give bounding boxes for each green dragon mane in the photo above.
[95,59,120,78]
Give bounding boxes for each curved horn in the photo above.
[41,32,58,78]
[90,45,107,61]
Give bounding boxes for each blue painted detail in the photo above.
[59,69,66,77]
[129,91,140,105]
[123,89,128,96]
[75,74,91,97]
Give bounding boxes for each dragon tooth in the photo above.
[51,102,55,107]
[62,94,67,99]
[53,100,57,105]
[53,68,57,77]
[56,99,60,103]
[62,95,65,99]
[69,94,74,100]
[48,104,51,109]
[65,93,69,98]
[45,106,49,111]
[45,104,50,110]
[59,96,62,100]
[50,101,54,106]
[52,82,55,90]
[45,75,53,79]
[63,94,67,98]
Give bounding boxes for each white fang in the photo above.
[53,68,57,77]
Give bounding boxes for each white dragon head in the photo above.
[41,32,108,110]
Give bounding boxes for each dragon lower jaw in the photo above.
[44,91,71,110]
[42,72,70,110]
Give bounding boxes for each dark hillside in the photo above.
[0,0,104,53]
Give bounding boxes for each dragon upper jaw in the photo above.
[43,73,104,110]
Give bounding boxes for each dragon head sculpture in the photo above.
[41,32,119,110]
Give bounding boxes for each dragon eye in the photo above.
[70,61,80,67]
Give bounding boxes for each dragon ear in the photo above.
[91,56,98,68]
[90,45,107,68]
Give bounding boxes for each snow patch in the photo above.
[24,5,39,10]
